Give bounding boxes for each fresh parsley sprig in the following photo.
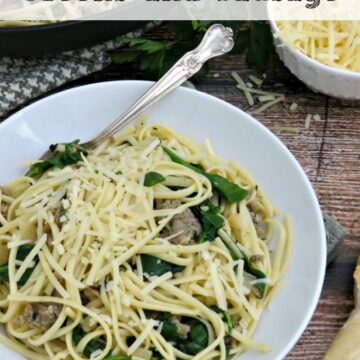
[112,21,275,80]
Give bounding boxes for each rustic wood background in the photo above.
[1,23,359,359]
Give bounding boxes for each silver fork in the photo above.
[32,24,234,165]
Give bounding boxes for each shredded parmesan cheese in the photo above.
[90,349,103,359]
[210,263,227,311]
[141,272,173,295]
[231,71,255,106]
[7,239,32,249]
[305,114,312,129]
[249,75,263,87]
[258,95,276,102]
[253,96,285,115]
[232,72,286,115]
[290,102,298,112]
[127,320,156,355]
[277,21,360,73]
[55,244,65,255]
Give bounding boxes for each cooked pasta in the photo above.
[0,120,291,360]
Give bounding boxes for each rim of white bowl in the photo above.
[0,80,327,359]
[267,13,360,80]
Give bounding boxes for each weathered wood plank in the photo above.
[0,24,359,359]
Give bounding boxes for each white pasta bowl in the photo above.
[0,81,326,359]
[269,20,360,100]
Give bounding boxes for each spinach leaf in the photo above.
[224,335,232,358]
[0,245,38,286]
[191,200,224,243]
[144,172,166,187]
[149,350,163,360]
[218,230,267,298]
[158,313,179,342]
[177,318,208,355]
[28,140,88,178]
[162,146,247,203]
[73,326,131,359]
[0,264,9,283]
[209,305,234,334]
[153,313,209,356]
[140,254,184,278]
[73,325,106,358]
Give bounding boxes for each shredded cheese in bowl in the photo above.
[276,21,360,73]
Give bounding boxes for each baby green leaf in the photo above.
[150,313,209,356]
[0,245,38,286]
[73,326,105,358]
[28,140,87,178]
[218,229,267,298]
[140,254,184,278]
[73,325,130,359]
[144,172,166,187]
[209,305,234,334]
[191,200,224,243]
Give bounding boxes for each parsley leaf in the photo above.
[144,172,166,187]
[111,50,140,65]
[191,200,224,243]
[28,140,87,178]
[111,22,275,80]
[122,37,167,53]
[245,22,275,72]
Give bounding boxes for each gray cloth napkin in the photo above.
[324,213,346,264]
[0,22,156,118]
[0,29,346,262]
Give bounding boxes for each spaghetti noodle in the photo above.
[0,121,291,360]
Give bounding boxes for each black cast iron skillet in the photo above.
[0,21,146,57]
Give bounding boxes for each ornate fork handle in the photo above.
[84,24,234,148]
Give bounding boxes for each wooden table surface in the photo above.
[1,24,359,359]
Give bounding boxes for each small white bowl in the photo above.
[269,19,360,100]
